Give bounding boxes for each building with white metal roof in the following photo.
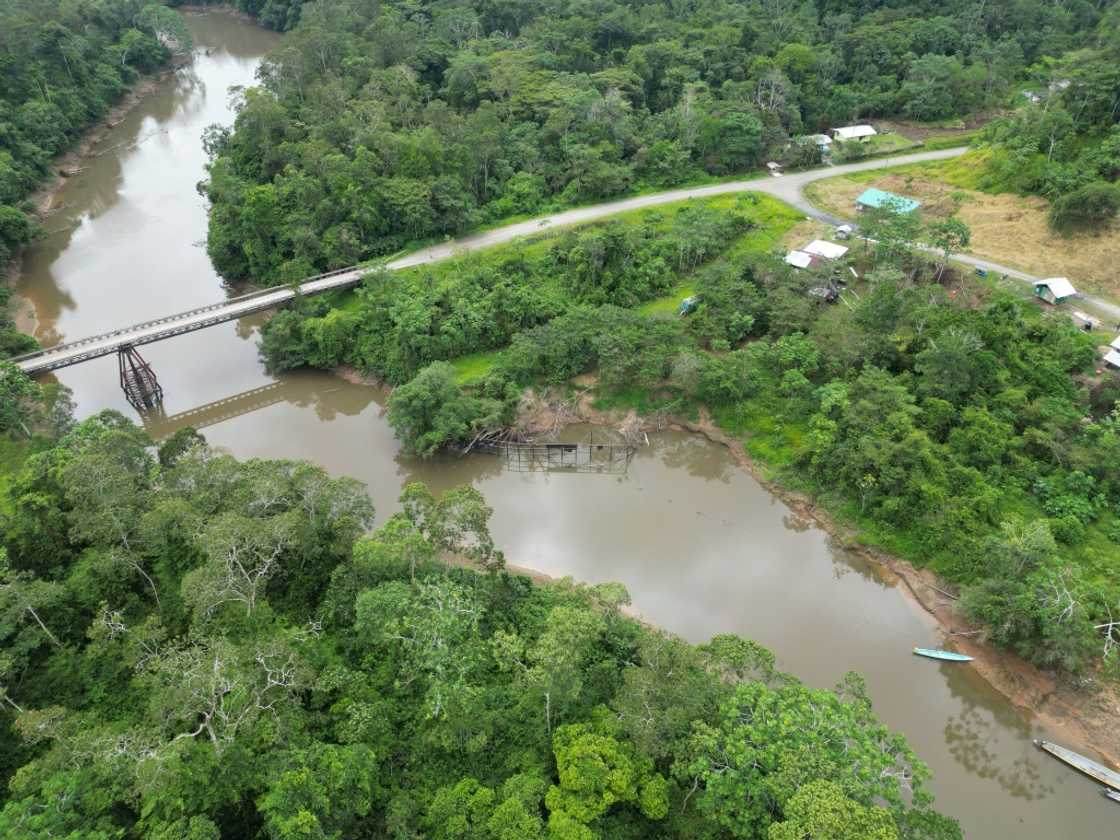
[784,250,815,269]
[1034,277,1077,304]
[802,240,848,260]
[832,124,877,141]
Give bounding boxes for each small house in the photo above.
[802,240,848,260]
[784,250,816,270]
[832,124,877,142]
[806,133,832,150]
[1104,348,1120,370]
[855,188,920,214]
[1034,277,1077,305]
[1111,336,1120,351]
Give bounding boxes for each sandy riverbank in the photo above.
[2,53,194,340]
[507,384,1120,773]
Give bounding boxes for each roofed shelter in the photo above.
[1034,277,1077,305]
[832,124,877,142]
[855,188,920,214]
[784,250,816,269]
[802,240,848,260]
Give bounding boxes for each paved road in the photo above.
[387,147,971,268]
[389,144,1119,325]
[12,144,1118,374]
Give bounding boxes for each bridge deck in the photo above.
[8,265,371,375]
[6,148,982,378]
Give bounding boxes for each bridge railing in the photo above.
[5,263,375,367]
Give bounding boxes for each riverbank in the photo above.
[511,383,1120,773]
[3,52,196,340]
[176,4,257,24]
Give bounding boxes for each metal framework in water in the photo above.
[117,344,164,411]
[486,441,637,474]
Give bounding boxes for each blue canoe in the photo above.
[913,647,974,662]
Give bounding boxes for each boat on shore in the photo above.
[1034,740,1120,792]
[913,647,974,662]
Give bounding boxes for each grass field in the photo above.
[805,154,1120,301]
[450,350,500,385]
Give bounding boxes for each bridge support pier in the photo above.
[118,344,164,411]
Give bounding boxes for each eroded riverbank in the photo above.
[509,386,1120,774]
[10,10,1119,836]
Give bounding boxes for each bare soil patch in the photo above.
[809,173,1120,299]
[779,218,835,251]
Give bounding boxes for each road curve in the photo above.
[8,147,973,375]
[384,147,970,270]
[388,144,1120,325]
[13,144,1119,374]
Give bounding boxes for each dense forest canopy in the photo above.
[0,411,960,838]
[977,8,1120,230]
[203,0,1110,284]
[0,0,192,358]
[167,0,304,32]
[0,0,183,268]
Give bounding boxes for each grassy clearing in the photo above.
[370,191,803,300]
[638,283,696,316]
[450,350,501,385]
[863,132,920,155]
[805,158,1120,302]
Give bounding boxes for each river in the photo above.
[14,10,1117,836]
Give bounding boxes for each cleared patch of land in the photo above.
[806,157,1120,301]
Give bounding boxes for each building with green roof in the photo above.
[855,188,920,214]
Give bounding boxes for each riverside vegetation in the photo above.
[0,400,961,839]
[209,0,1120,682]
[200,0,1113,286]
[0,0,194,353]
[256,190,1120,684]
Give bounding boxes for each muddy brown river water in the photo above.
[14,11,1118,837]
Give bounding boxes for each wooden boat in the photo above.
[1034,740,1120,792]
[912,647,974,662]
[1104,788,1120,803]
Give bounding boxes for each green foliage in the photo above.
[166,0,303,31]
[1047,181,1120,232]
[0,414,954,836]
[204,0,1102,283]
[979,34,1120,226]
[0,363,41,436]
[0,0,174,274]
[387,362,518,457]
[682,674,955,839]
[545,718,669,834]
[768,780,898,840]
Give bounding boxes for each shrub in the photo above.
[1047,181,1120,232]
